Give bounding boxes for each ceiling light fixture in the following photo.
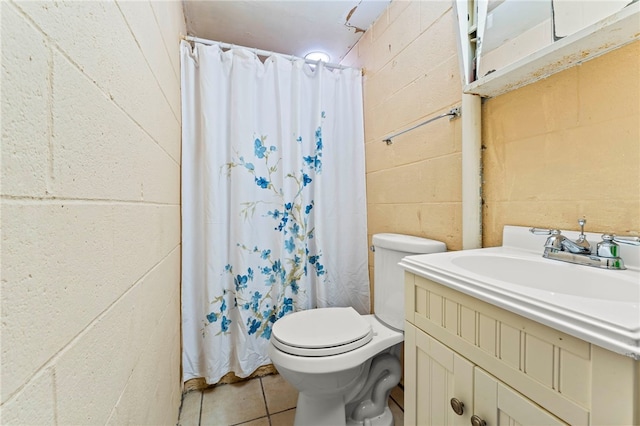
[304,51,331,63]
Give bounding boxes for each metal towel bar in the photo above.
[382,107,461,145]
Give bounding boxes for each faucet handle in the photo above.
[529,228,561,236]
[614,235,640,245]
[530,228,564,250]
[608,234,640,245]
[597,234,619,258]
[577,218,587,241]
[597,234,640,258]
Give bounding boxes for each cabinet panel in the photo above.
[475,368,568,426]
[409,275,590,425]
[499,323,521,370]
[460,305,476,344]
[524,334,554,388]
[444,299,458,333]
[405,323,473,426]
[478,314,497,356]
[406,272,640,425]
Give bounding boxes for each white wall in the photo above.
[1,1,185,423]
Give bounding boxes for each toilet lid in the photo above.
[271,307,373,357]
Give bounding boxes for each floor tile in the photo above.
[270,408,296,426]
[261,374,298,414]
[235,417,270,426]
[390,385,404,410]
[179,374,404,426]
[200,379,267,426]
[389,398,403,426]
[178,391,202,426]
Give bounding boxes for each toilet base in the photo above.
[345,351,400,426]
[347,406,393,426]
[294,393,347,426]
[293,394,394,426]
[290,351,401,426]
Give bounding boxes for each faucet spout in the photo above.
[560,238,591,254]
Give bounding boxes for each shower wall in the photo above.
[1,1,184,423]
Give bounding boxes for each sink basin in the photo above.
[450,254,639,302]
[398,225,640,359]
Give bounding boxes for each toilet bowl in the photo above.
[268,234,446,426]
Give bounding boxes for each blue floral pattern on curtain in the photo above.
[202,114,327,341]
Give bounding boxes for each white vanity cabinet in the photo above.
[406,323,567,425]
[404,272,639,426]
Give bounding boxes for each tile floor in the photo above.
[177,374,404,426]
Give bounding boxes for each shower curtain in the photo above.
[180,41,370,384]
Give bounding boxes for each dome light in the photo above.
[304,51,331,63]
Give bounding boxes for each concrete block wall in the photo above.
[482,41,640,246]
[343,1,639,297]
[343,1,463,253]
[1,1,185,424]
[341,1,463,309]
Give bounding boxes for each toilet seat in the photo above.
[271,307,373,357]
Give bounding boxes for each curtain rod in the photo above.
[382,107,462,145]
[182,35,353,71]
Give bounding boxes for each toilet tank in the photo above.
[372,233,446,331]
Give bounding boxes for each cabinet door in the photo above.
[405,323,474,426]
[474,368,568,426]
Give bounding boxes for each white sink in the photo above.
[450,253,638,302]
[399,226,640,359]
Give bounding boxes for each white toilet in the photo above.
[268,233,446,426]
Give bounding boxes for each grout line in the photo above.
[390,395,404,412]
[114,0,181,123]
[9,1,181,168]
[1,194,179,207]
[174,393,184,425]
[389,384,404,412]
[148,1,181,85]
[51,368,59,425]
[198,390,203,426]
[46,41,55,196]
[366,151,462,175]
[269,407,296,416]
[1,245,181,405]
[258,377,272,425]
[229,417,270,426]
[260,377,268,412]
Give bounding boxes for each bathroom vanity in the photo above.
[401,226,640,425]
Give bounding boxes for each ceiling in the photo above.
[182,0,392,64]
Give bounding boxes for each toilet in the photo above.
[268,233,446,426]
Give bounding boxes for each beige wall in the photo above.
[1,1,184,424]
[482,41,640,247]
[342,1,463,289]
[344,1,639,303]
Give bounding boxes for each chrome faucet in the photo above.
[529,219,640,270]
[564,218,591,253]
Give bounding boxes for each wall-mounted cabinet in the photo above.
[404,272,640,425]
[456,0,640,98]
